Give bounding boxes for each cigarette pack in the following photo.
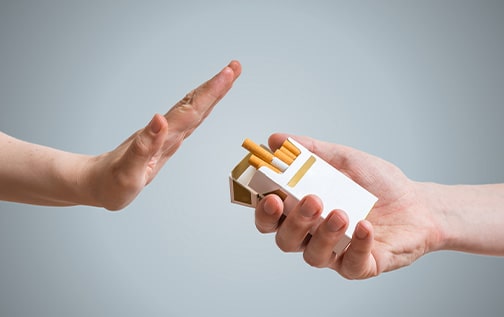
[229,137,378,254]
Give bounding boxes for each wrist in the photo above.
[81,151,141,211]
[413,182,452,253]
[78,153,112,209]
[415,182,504,255]
[54,152,100,207]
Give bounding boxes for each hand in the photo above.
[254,133,441,279]
[87,60,242,210]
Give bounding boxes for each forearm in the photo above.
[0,133,96,207]
[420,182,504,255]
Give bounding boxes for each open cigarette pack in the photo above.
[229,137,378,254]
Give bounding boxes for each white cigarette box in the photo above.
[229,137,378,254]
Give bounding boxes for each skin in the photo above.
[255,133,504,279]
[0,60,242,211]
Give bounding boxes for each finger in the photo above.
[120,114,168,182]
[268,133,349,168]
[302,209,348,268]
[164,60,241,138]
[276,195,323,252]
[267,133,291,151]
[255,194,284,233]
[335,220,377,279]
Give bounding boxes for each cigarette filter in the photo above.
[229,137,378,255]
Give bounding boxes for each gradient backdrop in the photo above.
[1,1,503,316]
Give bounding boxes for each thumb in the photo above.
[121,114,168,181]
[268,133,353,171]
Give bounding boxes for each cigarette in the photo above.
[248,154,281,173]
[274,149,294,165]
[279,145,297,160]
[242,138,289,172]
[282,139,301,157]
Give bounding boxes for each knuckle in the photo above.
[340,270,360,280]
[275,235,298,253]
[180,90,195,105]
[170,101,202,131]
[303,250,327,268]
[255,222,276,234]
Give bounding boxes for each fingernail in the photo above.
[326,212,345,232]
[355,223,369,240]
[299,197,318,218]
[263,197,277,216]
[149,115,162,134]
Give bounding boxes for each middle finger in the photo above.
[276,195,323,252]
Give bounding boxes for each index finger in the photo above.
[255,194,284,234]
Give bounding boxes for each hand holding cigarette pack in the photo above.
[229,137,378,254]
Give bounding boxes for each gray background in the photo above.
[1,0,503,316]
